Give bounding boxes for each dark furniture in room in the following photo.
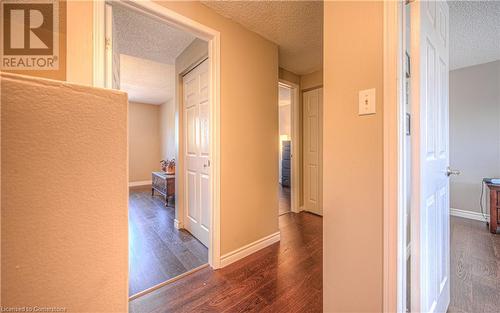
[152,171,175,206]
[487,183,500,234]
[282,140,291,187]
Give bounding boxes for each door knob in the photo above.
[445,167,460,177]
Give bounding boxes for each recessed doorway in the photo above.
[94,0,221,300]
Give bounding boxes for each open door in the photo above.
[410,1,450,312]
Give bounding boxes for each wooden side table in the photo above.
[152,171,175,206]
[486,183,500,234]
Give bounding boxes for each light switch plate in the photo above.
[358,88,376,115]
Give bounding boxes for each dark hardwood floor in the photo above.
[129,187,208,297]
[279,185,291,215]
[129,211,322,313]
[129,209,499,312]
[449,216,500,313]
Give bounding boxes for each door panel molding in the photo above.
[183,59,210,247]
[303,88,323,216]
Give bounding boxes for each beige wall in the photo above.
[63,1,279,256]
[279,67,301,85]
[323,2,384,312]
[160,99,176,161]
[157,2,279,254]
[129,102,161,182]
[66,0,93,85]
[301,70,323,90]
[450,60,500,213]
[1,73,128,311]
[176,38,209,75]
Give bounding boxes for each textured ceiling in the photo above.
[112,3,195,65]
[202,0,323,75]
[449,1,500,70]
[120,54,175,105]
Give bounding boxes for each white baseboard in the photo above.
[129,180,152,187]
[220,231,281,268]
[450,208,489,222]
[174,219,183,230]
[291,205,303,214]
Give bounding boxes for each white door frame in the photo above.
[93,0,222,269]
[383,1,405,313]
[384,1,452,312]
[278,79,300,213]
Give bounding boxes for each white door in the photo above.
[183,59,210,247]
[411,1,450,312]
[303,88,323,215]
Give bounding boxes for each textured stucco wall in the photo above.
[1,73,128,312]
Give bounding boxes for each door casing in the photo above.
[279,80,301,214]
[383,1,451,312]
[93,0,222,270]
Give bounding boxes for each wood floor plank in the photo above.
[129,187,208,296]
[450,216,500,313]
[129,214,500,313]
[279,185,291,215]
[129,211,322,313]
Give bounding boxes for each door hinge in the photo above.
[405,52,411,78]
[405,113,411,136]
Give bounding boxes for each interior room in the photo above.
[401,2,500,312]
[448,2,500,311]
[110,3,209,297]
[278,84,292,215]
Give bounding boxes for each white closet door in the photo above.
[183,59,210,247]
[303,88,323,216]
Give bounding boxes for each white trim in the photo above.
[384,1,404,313]
[450,208,489,222]
[279,79,300,214]
[93,1,105,88]
[95,0,222,269]
[220,232,281,268]
[174,219,183,230]
[129,263,208,300]
[128,180,152,187]
[104,4,113,89]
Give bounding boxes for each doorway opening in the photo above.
[278,81,300,215]
[278,83,292,215]
[394,1,500,313]
[94,0,221,300]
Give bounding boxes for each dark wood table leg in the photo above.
[490,188,498,234]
